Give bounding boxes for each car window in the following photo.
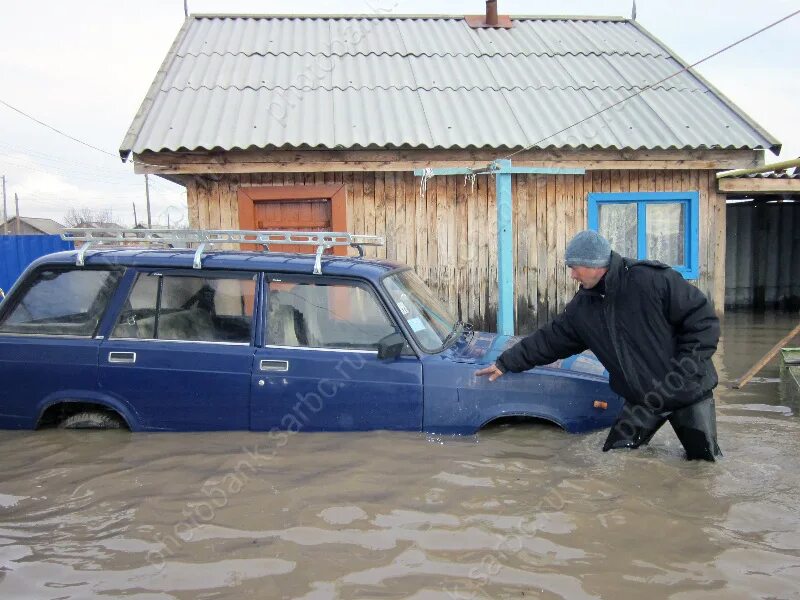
[267,279,396,350]
[0,268,122,337]
[111,273,256,343]
[383,270,457,352]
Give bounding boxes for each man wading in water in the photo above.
[476,230,722,461]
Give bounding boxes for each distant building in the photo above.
[65,221,124,247]
[1,216,65,236]
[73,221,123,232]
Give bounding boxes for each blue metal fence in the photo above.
[0,235,72,295]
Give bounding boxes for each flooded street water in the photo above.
[1,313,799,599]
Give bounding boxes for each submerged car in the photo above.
[0,230,623,433]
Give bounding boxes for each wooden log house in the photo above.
[121,11,781,333]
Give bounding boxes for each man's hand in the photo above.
[475,364,504,382]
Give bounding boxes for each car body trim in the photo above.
[263,344,378,354]
[0,333,95,340]
[108,337,251,346]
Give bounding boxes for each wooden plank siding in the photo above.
[188,168,727,334]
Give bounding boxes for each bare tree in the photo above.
[64,207,114,227]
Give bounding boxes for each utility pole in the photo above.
[145,174,152,228]
[2,175,7,235]
[133,202,138,227]
[14,193,20,235]
[184,0,188,18]
[167,213,171,229]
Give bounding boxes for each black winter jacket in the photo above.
[496,252,720,413]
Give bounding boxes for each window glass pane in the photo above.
[268,281,396,350]
[646,203,685,265]
[0,269,121,336]
[383,270,456,352]
[113,273,158,338]
[112,273,255,343]
[598,203,638,258]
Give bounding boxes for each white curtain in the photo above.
[598,201,685,265]
[646,203,684,265]
[598,203,637,258]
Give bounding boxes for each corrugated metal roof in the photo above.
[121,14,780,157]
[737,168,799,179]
[174,16,670,58]
[163,52,701,92]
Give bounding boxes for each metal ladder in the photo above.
[61,229,385,275]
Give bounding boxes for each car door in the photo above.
[98,269,258,431]
[0,266,123,429]
[251,274,423,432]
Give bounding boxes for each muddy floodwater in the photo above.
[1,313,799,599]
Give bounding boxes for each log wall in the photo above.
[187,169,726,334]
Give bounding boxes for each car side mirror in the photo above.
[377,331,407,360]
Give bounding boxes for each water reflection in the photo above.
[0,312,799,598]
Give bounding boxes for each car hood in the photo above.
[441,331,608,379]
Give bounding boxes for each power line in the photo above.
[0,152,185,200]
[0,156,184,193]
[12,193,145,208]
[0,140,123,172]
[12,186,187,206]
[15,200,186,229]
[11,180,188,202]
[504,7,800,161]
[0,97,117,158]
[0,152,133,184]
[0,140,183,195]
[0,157,140,186]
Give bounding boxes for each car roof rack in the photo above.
[61,229,385,274]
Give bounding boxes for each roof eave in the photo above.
[132,143,770,154]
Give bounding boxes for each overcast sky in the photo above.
[1,0,797,228]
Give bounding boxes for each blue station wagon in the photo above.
[0,230,623,434]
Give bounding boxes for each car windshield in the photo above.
[383,270,458,352]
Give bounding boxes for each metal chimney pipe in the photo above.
[486,0,499,26]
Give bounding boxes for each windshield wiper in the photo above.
[442,320,466,348]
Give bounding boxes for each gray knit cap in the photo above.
[565,230,612,268]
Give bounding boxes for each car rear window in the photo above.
[111,272,256,344]
[0,268,122,337]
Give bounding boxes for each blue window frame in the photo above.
[587,191,700,279]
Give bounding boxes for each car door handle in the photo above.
[260,360,289,372]
[108,352,137,364]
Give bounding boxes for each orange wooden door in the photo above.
[238,185,348,256]
[254,198,331,254]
